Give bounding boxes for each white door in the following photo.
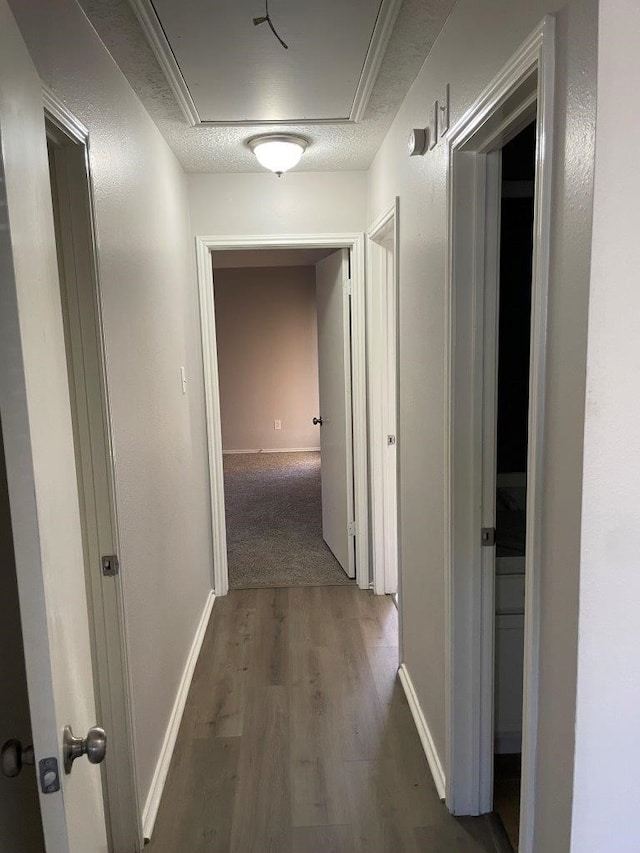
[315,250,355,578]
[0,3,109,851]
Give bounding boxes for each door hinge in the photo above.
[101,554,119,577]
[348,521,356,536]
[481,527,496,547]
[343,279,352,297]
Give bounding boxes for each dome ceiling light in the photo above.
[247,134,309,176]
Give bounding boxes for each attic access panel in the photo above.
[133,0,398,125]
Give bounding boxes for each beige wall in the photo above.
[367,1,596,850]
[214,266,320,452]
[8,0,213,810]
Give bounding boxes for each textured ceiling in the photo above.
[78,0,457,173]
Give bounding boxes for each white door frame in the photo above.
[367,199,399,596]
[195,233,369,595]
[43,87,142,852]
[444,17,554,853]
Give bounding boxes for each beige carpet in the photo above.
[223,452,354,589]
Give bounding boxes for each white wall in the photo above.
[214,266,320,452]
[367,0,596,849]
[571,2,640,849]
[188,171,368,236]
[8,0,213,809]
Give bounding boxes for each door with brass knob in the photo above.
[63,725,107,774]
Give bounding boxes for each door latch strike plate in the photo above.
[102,554,119,577]
[481,527,496,547]
[39,757,60,794]
[387,435,396,446]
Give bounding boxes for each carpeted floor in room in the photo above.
[223,451,354,589]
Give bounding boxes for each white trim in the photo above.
[128,0,200,126]
[128,0,398,126]
[350,0,403,123]
[142,590,215,841]
[198,234,369,594]
[42,84,88,142]
[444,16,555,850]
[398,663,446,800]
[222,447,321,455]
[367,199,400,597]
[43,87,143,852]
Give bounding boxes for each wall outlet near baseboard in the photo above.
[274,419,282,430]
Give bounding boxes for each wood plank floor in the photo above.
[147,586,506,852]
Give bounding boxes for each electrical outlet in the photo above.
[274,419,282,430]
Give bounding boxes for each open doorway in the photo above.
[492,122,536,850]
[211,247,355,589]
[367,199,399,599]
[445,19,554,853]
[196,234,370,595]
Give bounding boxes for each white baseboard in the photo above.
[398,663,446,800]
[222,447,321,454]
[142,590,215,840]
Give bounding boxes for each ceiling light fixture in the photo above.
[247,134,309,176]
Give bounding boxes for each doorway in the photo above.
[44,100,141,851]
[211,247,355,589]
[367,199,400,598]
[445,18,554,853]
[491,122,536,850]
[196,234,370,595]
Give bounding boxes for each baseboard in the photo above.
[142,590,215,840]
[398,663,447,800]
[222,447,321,454]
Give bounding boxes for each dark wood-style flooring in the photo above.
[147,586,507,852]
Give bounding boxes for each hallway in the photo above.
[147,587,506,852]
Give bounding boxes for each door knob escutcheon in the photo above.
[63,725,107,774]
